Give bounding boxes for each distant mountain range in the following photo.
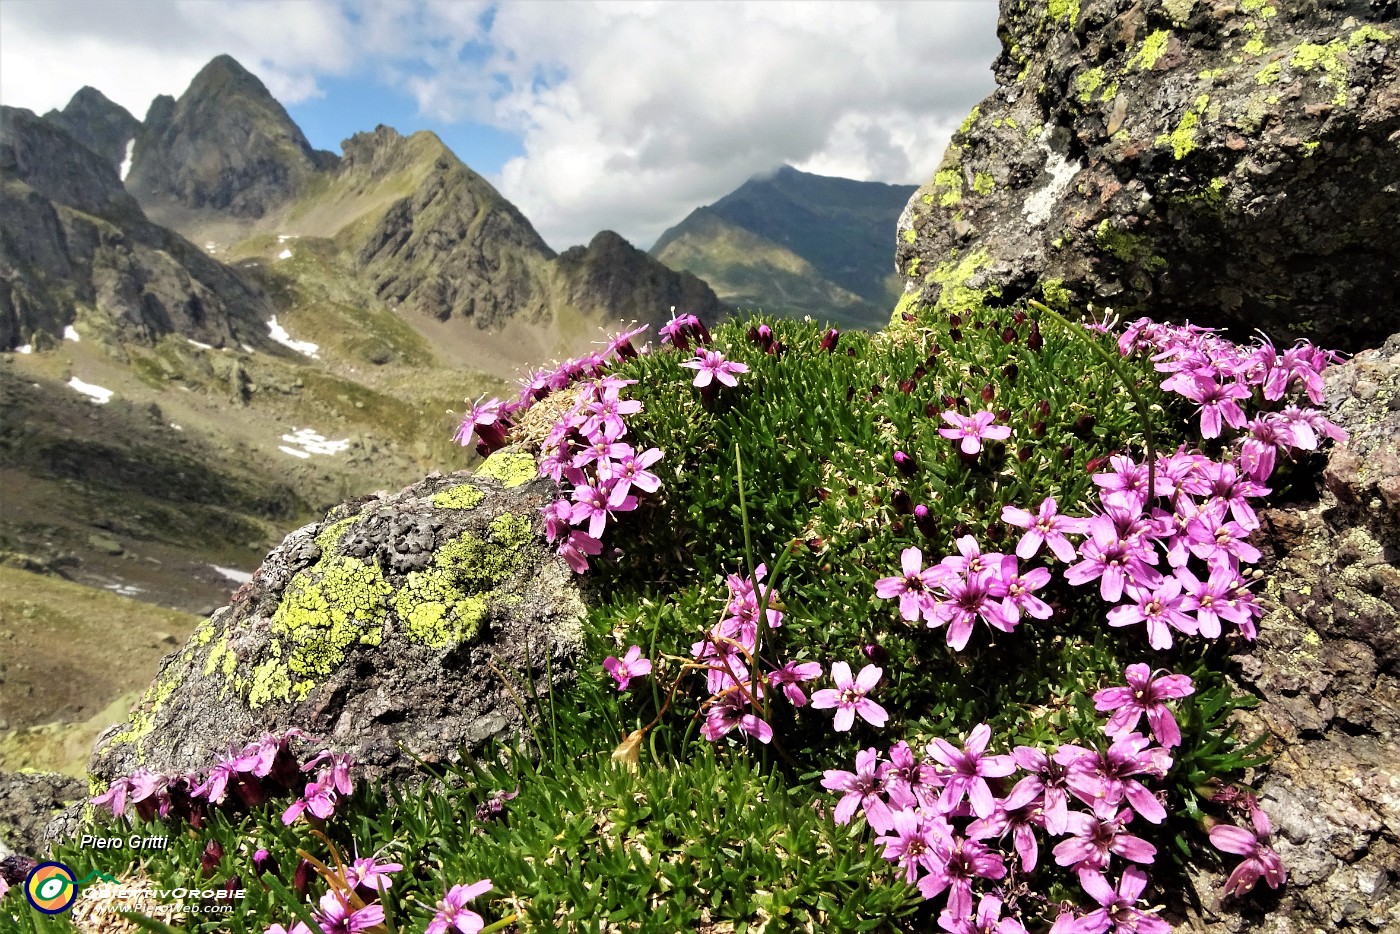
[651,165,917,330]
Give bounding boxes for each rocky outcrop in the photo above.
[1171,333,1400,932]
[555,230,728,330]
[895,0,1400,353]
[1,106,275,350]
[127,55,335,220]
[0,769,84,859]
[347,126,557,328]
[87,451,585,788]
[41,87,141,175]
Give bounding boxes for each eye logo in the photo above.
[24,862,78,914]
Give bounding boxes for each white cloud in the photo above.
[0,0,354,119]
[0,0,1001,250]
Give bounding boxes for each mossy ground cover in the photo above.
[5,306,1333,932]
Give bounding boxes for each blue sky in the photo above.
[1,0,1002,251]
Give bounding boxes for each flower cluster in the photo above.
[823,681,1200,930]
[689,565,819,745]
[264,849,408,934]
[91,729,343,826]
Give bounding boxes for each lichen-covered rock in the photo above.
[86,449,585,788]
[0,769,84,858]
[1170,333,1400,933]
[895,0,1399,353]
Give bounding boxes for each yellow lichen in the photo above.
[1291,41,1350,106]
[1075,67,1104,102]
[1155,94,1208,159]
[958,105,981,136]
[1348,25,1393,48]
[477,450,537,488]
[1255,61,1283,84]
[1047,0,1079,27]
[1130,30,1172,71]
[903,228,917,243]
[432,484,485,510]
[248,658,292,708]
[934,168,963,207]
[972,173,995,196]
[270,556,393,679]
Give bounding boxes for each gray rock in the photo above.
[895,0,1400,353]
[86,449,586,789]
[0,769,85,858]
[41,87,141,174]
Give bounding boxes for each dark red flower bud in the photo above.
[812,486,831,502]
[914,504,938,537]
[863,643,890,666]
[891,519,905,534]
[1002,363,1019,383]
[942,395,959,410]
[981,382,995,403]
[1027,321,1043,351]
[899,378,916,394]
[902,312,916,322]
[913,365,927,380]
[986,521,1007,542]
[1036,399,1051,418]
[807,537,825,552]
[925,401,939,419]
[892,490,913,515]
[293,859,315,897]
[820,328,840,352]
[1019,446,1034,462]
[953,522,973,539]
[1031,420,1047,437]
[201,840,224,877]
[949,327,962,343]
[1012,310,1027,326]
[997,408,1011,422]
[1061,445,1074,461]
[894,451,918,476]
[221,875,242,898]
[1075,414,1097,435]
[949,313,961,327]
[1085,455,1110,473]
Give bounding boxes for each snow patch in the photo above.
[119,138,134,181]
[267,317,319,358]
[68,377,114,403]
[1023,130,1084,228]
[187,338,214,350]
[63,325,80,342]
[278,445,312,459]
[281,427,351,457]
[211,564,253,584]
[277,248,293,260]
[16,344,33,354]
[205,242,218,253]
[105,582,143,597]
[170,423,183,431]
[277,234,295,243]
[241,343,255,354]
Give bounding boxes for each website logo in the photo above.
[23,862,118,914]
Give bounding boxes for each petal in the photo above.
[855,664,883,692]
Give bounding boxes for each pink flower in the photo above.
[603,645,653,691]
[426,880,493,934]
[1065,867,1172,934]
[878,807,953,885]
[281,776,337,825]
[315,890,384,934]
[823,747,895,832]
[1052,809,1157,872]
[557,529,603,573]
[343,855,403,893]
[767,660,822,706]
[925,723,1015,820]
[810,662,889,732]
[875,546,942,622]
[700,691,773,744]
[1209,806,1287,897]
[1001,497,1085,563]
[680,348,749,388]
[1094,664,1194,748]
[453,396,512,456]
[937,893,1028,934]
[939,409,1012,455]
[1106,580,1198,651]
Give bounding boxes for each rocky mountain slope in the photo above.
[41,87,140,175]
[652,165,916,329]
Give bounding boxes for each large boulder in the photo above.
[1171,332,1400,932]
[87,450,586,788]
[895,0,1399,353]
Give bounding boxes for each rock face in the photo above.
[0,106,274,350]
[41,87,141,175]
[555,230,728,329]
[653,166,915,330]
[1171,332,1400,932]
[0,770,84,859]
[127,54,335,220]
[87,451,586,787]
[895,0,1399,353]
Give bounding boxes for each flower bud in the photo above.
[820,328,840,352]
[1036,399,1051,418]
[293,859,315,897]
[892,490,913,515]
[949,327,962,343]
[201,840,224,877]
[863,643,890,666]
[893,451,918,477]
[1027,321,1043,351]
[914,505,938,537]
[1002,363,1019,383]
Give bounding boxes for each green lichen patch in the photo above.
[925,248,998,318]
[1348,25,1393,48]
[315,515,359,552]
[1047,0,1079,27]
[1130,30,1171,71]
[1291,41,1350,106]
[1255,60,1283,85]
[1155,94,1209,159]
[972,172,995,196]
[1241,0,1277,15]
[1075,67,1105,101]
[433,513,535,589]
[247,658,292,708]
[270,556,393,680]
[431,484,485,510]
[934,167,963,207]
[394,571,489,649]
[477,450,538,488]
[1040,278,1073,311]
[1095,220,1167,272]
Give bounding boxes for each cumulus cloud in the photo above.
[0,0,1001,250]
[432,1,1002,249]
[0,0,354,120]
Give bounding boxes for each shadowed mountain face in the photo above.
[651,165,917,329]
[0,106,274,352]
[41,87,141,175]
[127,54,336,220]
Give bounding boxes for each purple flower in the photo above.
[937,893,1029,934]
[810,662,889,732]
[878,807,952,886]
[879,740,944,809]
[1063,867,1172,934]
[875,546,942,622]
[919,835,1006,919]
[343,855,403,893]
[557,529,604,573]
[281,777,337,825]
[680,348,749,388]
[314,890,384,934]
[600,447,663,506]
[925,723,1016,819]
[1106,580,1197,651]
[1064,733,1172,824]
[1001,497,1085,563]
[1052,809,1157,872]
[1065,525,1163,604]
[700,691,773,744]
[1163,373,1251,439]
[600,323,648,361]
[767,660,822,706]
[426,880,493,934]
[658,312,710,350]
[939,409,1012,455]
[1006,745,1073,835]
[1094,664,1194,748]
[1176,565,1250,639]
[1209,806,1287,897]
[603,645,653,691]
[823,748,895,832]
[995,556,1053,624]
[92,775,135,817]
[453,396,512,456]
[926,567,1014,652]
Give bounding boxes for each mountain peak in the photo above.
[126,54,334,220]
[40,87,140,173]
